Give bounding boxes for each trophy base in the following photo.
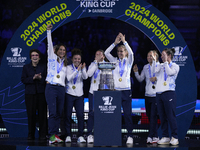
[98,89,116,91]
[99,84,115,91]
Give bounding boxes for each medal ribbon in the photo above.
[57,61,64,74]
[72,64,79,84]
[119,59,126,77]
[164,62,172,82]
[149,64,155,84]
[94,69,100,79]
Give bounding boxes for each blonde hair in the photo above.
[149,50,159,61]
[117,45,128,57]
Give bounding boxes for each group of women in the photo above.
[133,48,180,146]
[21,24,180,146]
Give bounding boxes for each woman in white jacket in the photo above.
[133,50,160,144]
[86,49,105,143]
[152,48,180,146]
[64,48,88,143]
[104,32,134,145]
[46,24,68,144]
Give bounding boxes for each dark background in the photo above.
[0,0,200,99]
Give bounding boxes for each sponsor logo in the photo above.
[6,47,27,67]
[98,96,116,113]
[102,96,113,105]
[76,0,117,13]
[172,46,188,66]
[11,47,22,56]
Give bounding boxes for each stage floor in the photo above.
[0,135,200,150]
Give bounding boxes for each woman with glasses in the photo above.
[21,49,47,140]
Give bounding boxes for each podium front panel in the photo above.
[94,91,121,146]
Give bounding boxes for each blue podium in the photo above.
[94,91,121,146]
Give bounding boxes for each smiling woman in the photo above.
[65,48,88,143]
[45,24,68,144]
[30,51,40,67]
[21,49,47,140]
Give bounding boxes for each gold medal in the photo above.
[119,78,122,82]
[163,82,167,86]
[94,80,96,83]
[56,74,60,78]
[152,85,155,89]
[72,85,76,89]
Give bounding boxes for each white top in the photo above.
[134,62,159,97]
[46,30,67,87]
[153,61,180,93]
[65,64,88,97]
[105,42,134,90]
[87,60,102,94]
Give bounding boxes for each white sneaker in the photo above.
[77,136,86,143]
[146,137,152,143]
[170,137,179,145]
[126,136,133,144]
[152,137,159,143]
[65,136,71,143]
[87,135,94,143]
[157,137,170,145]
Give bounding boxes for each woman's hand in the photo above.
[47,24,53,30]
[33,73,42,80]
[81,63,86,69]
[150,77,157,82]
[114,33,121,45]
[133,64,138,72]
[119,33,126,43]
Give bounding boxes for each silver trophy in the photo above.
[98,62,116,91]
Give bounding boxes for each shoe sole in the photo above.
[78,141,86,143]
[152,141,159,143]
[49,141,57,144]
[87,141,94,144]
[158,142,170,145]
[170,142,179,145]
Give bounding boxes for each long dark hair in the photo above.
[163,48,175,59]
[55,43,68,66]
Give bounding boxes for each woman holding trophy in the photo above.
[86,49,105,143]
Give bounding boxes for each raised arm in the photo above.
[104,33,121,62]
[66,66,79,82]
[47,24,54,57]
[150,51,161,74]
[81,63,88,79]
[164,62,180,76]
[87,61,98,77]
[133,64,145,82]
[119,33,134,66]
